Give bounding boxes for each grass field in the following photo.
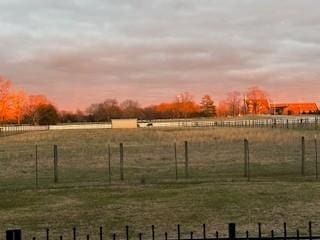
[0,127,320,238]
[0,127,319,188]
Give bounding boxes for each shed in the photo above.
[111,119,138,129]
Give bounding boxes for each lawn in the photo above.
[0,127,320,238]
[1,182,320,239]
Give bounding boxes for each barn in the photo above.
[271,103,319,115]
[111,119,138,129]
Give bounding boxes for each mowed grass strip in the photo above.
[0,182,320,238]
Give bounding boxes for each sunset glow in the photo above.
[1,0,319,111]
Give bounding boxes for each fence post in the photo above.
[315,136,318,180]
[53,145,58,183]
[185,141,189,179]
[309,222,312,240]
[247,139,250,181]
[99,227,103,240]
[35,144,38,188]
[120,143,124,181]
[244,139,250,181]
[258,223,262,239]
[301,137,305,176]
[244,139,248,177]
[126,226,129,240]
[229,223,236,240]
[174,143,178,180]
[108,144,111,184]
[73,227,76,240]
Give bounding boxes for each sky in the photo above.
[1,0,320,111]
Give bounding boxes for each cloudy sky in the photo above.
[1,0,319,110]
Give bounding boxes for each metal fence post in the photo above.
[315,137,318,180]
[46,229,49,240]
[244,139,248,177]
[302,137,305,176]
[53,145,58,183]
[258,223,262,239]
[6,229,22,240]
[309,222,312,240]
[174,142,178,180]
[126,226,129,240]
[120,143,124,181]
[35,144,38,188]
[99,227,103,240]
[152,225,155,240]
[73,227,76,240]
[229,223,236,240]
[185,141,189,179]
[108,144,111,184]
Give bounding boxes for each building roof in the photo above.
[270,103,319,113]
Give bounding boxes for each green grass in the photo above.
[1,127,320,237]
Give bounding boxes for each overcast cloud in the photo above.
[0,0,319,110]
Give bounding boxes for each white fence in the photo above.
[49,123,111,130]
[0,115,319,133]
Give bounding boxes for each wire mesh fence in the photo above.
[0,133,319,189]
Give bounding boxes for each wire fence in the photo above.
[0,134,319,190]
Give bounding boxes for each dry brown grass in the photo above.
[0,127,320,237]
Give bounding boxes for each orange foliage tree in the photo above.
[0,75,54,124]
[0,77,13,121]
[174,92,200,118]
[245,87,270,114]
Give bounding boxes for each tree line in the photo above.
[61,87,271,123]
[4,75,316,125]
[0,76,59,125]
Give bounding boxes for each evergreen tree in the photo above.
[200,95,216,117]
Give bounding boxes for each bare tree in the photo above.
[226,91,242,117]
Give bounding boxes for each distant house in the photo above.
[270,103,319,115]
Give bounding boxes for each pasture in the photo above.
[0,127,320,238]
